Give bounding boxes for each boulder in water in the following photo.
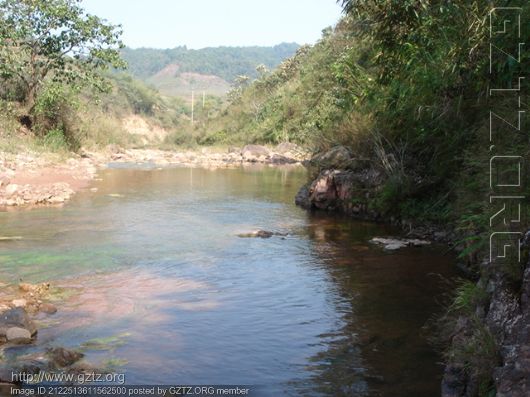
[0,308,37,337]
[6,327,32,344]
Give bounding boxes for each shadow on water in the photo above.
[296,212,458,397]
[0,165,457,396]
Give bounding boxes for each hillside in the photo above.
[121,43,299,97]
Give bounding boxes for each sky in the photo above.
[81,0,344,49]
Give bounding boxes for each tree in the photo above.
[0,0,125,109]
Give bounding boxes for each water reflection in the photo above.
[300,213,457,397]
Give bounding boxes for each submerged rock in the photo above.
[47,347,84,368]
[237,230,288,239]
[370,237,431,250]
[39,303,57,315]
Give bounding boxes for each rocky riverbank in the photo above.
[294,145,455,242]
[441,231,530,397]
[0,282,91,385]
[294,145,530,397]
[0,143,308,208]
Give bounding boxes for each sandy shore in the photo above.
[0,144,308,208]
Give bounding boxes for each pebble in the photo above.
[11,299,27,308]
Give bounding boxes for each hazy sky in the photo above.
[81,0,343,49]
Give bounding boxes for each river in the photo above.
[0,164,456,396]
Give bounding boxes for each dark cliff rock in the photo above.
[442,230,530,397]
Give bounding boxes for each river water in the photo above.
[0,165,456,396]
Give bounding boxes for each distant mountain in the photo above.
[121,43,299,97]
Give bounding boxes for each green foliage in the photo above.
[0,0,125,107]
[32,81,80,148]
[41,128,68,152]
[199,22,360,146]
[449,280,488,314]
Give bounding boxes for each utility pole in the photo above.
[191,90,194,125]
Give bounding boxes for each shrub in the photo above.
[41,128,68,152]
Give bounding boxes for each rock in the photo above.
[0,367,16,384]
[106,144,123,154]
[370,237,431,250]
[294,185,311,209]
[18,283,35,293]
[0,175,10,187]
[39,303,57,315]
[309,170,340,210]
[47,347,84,367]
[270,154,297,164]
[296,168,383,216]
[237,230,287,238]
[18,282,50,296]
[4,184,18,197]
[434,231,449,241]
[6,327,32,344]
[241,145,270,161]
[442,228,530,397]
[441,363,468,397]
[11,299,26,308]
[275,142,299,154]
[6,353,52,377]
[308,146,352,173]
[0,308,37,337]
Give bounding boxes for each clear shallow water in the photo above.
[0,165,456,396]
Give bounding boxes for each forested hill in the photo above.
[121,43,300,82]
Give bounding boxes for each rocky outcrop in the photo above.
[294,146,455,243]
[441,230,530,397]
[295,148,384,220]
[305,145,355,176]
